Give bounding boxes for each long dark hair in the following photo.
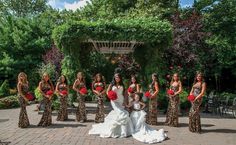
[129,75,139,86]
[111,73,124,87]
[151,73,159,86]
[57,75,68,85]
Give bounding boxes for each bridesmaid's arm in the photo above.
[92,82,99,95]
[175,81,182,95]
[38,82,47,98]
[195,83,206,100]
[17,83,28,101]
[72,80,79,92]
[136,84,140,93]
[106,84,112,95]
[151,82,159,98]
[55,82,60,93]
[101,82,106,95]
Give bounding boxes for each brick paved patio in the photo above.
[0,103,236,145]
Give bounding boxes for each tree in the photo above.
[0,0,48,17]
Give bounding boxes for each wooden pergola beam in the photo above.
[86,39,144,54]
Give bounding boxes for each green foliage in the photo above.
[203,0,236,77]
[0,0,48,17]
[34,87,43,101]
[52,95,60,110]
[37,63,56,82]
[0,52,16,78]
[0,95,20,109]
[61,56,81,85]
[0,80,10,97]
[53,18,172,51]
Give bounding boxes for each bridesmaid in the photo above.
[17,72,30,128]
[189,72,206,133]
[56,75,69,121]
[146,73,159,125]
[92,73,106,123]
[127,75,141,102]
[165,73,182,127]
[73,72,87,122]
[38,73,54,127]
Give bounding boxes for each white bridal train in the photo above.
[88,85,167,144]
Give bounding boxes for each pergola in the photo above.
[87,39,144,54]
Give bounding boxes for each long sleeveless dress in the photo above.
[146,83,158,125]
[18,83,30,128]
[38,82,52,127]
[128,83,137,102]
[131,101,167,144]
[76,82,87,122]
[57,83,68,121]
[189,85,203,133]
[89,85,134,138]
[94,82,105,123]
[165,85,180,127]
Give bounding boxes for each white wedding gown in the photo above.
[131,102,167,144]
[88,86,134,138]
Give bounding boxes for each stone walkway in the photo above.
[0,103,236,145]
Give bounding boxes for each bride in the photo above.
[88,73,134,138]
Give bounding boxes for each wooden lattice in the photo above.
[87,39,144,54]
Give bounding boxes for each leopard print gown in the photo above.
[146,83,158,125]
[94,82,105,123]
[18,84,30,128]
[165,85,179,127]
[57,84,68,121]
[76,82,87,122]
[38,82,52,127]
[189,86,202,133]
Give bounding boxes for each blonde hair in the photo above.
[18,72,27,84]
[193,71,205,85]
[77,72,85,83]
[170,73,180,85]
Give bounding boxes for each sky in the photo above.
[47,0,195,11]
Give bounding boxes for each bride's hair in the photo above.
[111,73,124,87]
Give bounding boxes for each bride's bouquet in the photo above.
[107,90,117,100]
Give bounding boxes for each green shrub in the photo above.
[157,90,168,110]
[34,87,43,101]
[179,89,191,110]
[52,95,60,110]
[0,80,10,98]
[0,95,20,109]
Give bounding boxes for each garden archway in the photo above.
[52,17,173,82]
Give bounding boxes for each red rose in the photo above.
[96,86,103,92]
[169,66,173,70]
[128,87,134,93]
[25,93,34,101]
[145,91,151,98]
[79,87,88,95]
[107,90,117,100]
[187,95,195,102]
[167,89,174,95]
[60,90,68,95]
[46,90,54,96]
